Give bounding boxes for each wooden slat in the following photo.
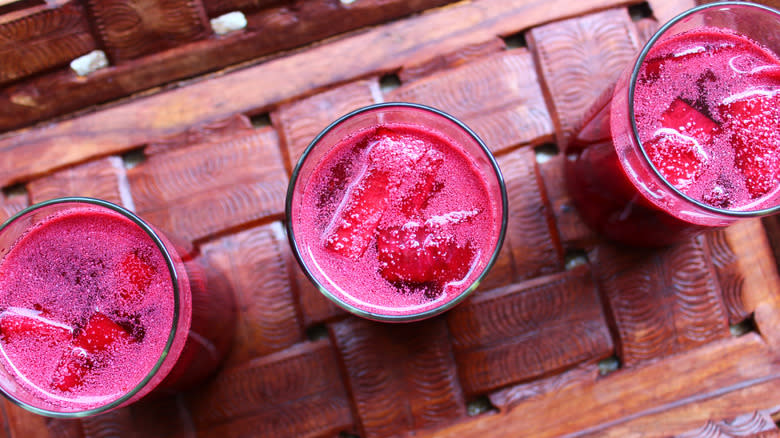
[448,267,613,395]
[129,395,195,438]
[537,154,598,250]
[419,333,780,438]
[647,0,696,22]
[0,0,453,134]
[675,411,778,438]
[27,156,128,207]
[85,0,209,63]
[200,222,304,365]
[590,235,730,367]
[329,317,466,438]
[145,114,253,156]
[707,220,780,325]
[3,400,48,438]
[527,8,640,150]
[0,192,27,223]
[0,1,95,85]
[128,128,287,243]
[398,38,506,83]
[497,147,564,281]
[0,0,643,186]
[475,237,516,292]
[282,239,345,327]
[200,0,284,17]
[187,340,354,438]
[488,361,599,411]
[271,78,379,174]
[388,49,554,155]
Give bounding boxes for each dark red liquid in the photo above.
[568,28,780,246]
[294,124,501,317]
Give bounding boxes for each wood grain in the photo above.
[200,222,304,365]
[537,154,598,251]
[0,0,643,186]
[388,49,554,155]
[0,0,454,133]
[591,235,730,367]
[329,316,466,438]
[420,333,780,438]
[527,7,640,150]
[271,78,379,174]
[2,400,47,438]
[282,238,345,327]
[706,220,780,326]
[448,267,613,395]
[128,127,287,243]
[145,113,253,156]
[27,156,128,207]
[0,1,95,85]
[187,339,354,438]
[488,361,599,411]
[200,0,285,17]
[0,192,27,222]
[86,0,209,63]
[497,147,564,281]
[675,411,778,438]
[398,38,506,83]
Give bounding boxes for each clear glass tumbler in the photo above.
[286,102,508,322]
[0,197,235,418]
[566,2,780,247]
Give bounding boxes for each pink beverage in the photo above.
[566,2,780,246]
[0,198,234,416]
[287,103,507,322]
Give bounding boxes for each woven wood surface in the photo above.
[1,0,780,436]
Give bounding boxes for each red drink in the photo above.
[0,198,234,416]
[567,2,780,246]
[287,103,507,321]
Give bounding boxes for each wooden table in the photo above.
[1,0,780,436]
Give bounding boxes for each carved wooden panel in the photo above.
[0,0,643,184]
[27,156,128,207]
[448,267,612,395]
[187,340,354,437]
[497,147,564,281]
[329,317,466,438]
[398,38,506,83]
[86,0,209,63]
[590,235,730,367]
[475,237,516,292]
[388,49,554,154]
[145,114,253,156]
[201,222,304,365]
[128,128,287,243]
[201,0,285,17]
[527,8,640,149]
[2,401,46,438]
[0,1,95,85]
[537,154,598,251]
[2,1,780,437]
[488,361,598,411]
[271,79,379,173]
[676,411,778,438]
[0,192,27,222]
[425,334,780,437]
[282,238,345,327]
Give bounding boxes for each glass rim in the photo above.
[0,196,181,418]
[285,102,509,322]
[629,0,780,218]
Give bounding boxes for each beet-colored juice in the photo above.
[287,104,506,321]
[567,3,780,246]
[0,199,234,416]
